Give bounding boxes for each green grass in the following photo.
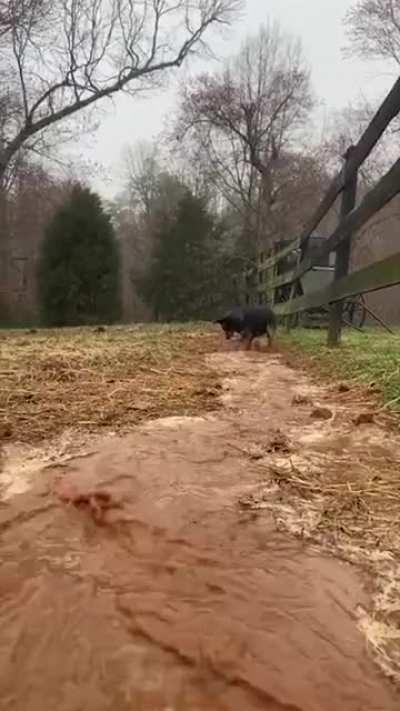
[280,328,400,411]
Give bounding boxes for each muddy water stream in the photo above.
[0,353,398,710]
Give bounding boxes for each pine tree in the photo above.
[140,187,239,321]
[38,184,121,326]
[142,189,214,321]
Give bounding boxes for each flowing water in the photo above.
[0,352,398,710]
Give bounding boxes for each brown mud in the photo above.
[0,348,399,710]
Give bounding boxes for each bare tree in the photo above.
[172,107,259,219]
[0,0,240,186]
[321,95,400,191]
[345,0,400,65]
[0,158,73,324]
[124,141,161,219]
[118,139,190,319]
[0,0,48,38]
[174,21,314,250]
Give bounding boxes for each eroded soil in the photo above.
[0,348,399,710]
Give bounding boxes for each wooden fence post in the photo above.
[327,146,358,347]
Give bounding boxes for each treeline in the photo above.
[35,174,238,326]
[2,1,400,326]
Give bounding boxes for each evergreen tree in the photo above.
[38,184,121,326]
[141,188,237,321]
[141,190,209,320]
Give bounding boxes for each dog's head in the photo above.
[214,318,234,340]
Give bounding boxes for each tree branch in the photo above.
[0,0,241,181]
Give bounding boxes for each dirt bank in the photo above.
[0,349,399,710]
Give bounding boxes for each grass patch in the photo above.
[0,323,220,444]
[280,328,400,411]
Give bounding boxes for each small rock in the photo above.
[292,394,312,406]
[129,401,150,411]
[338,383,350,393]
[246,444,265,460]
[0,421,12,439]
[266,430,291,453]
[353,412,374,426]
[310,406,332,421]
[366,382,382,395]
[28,328,38,335]
[239,496,255,508]
[94,326,106,333]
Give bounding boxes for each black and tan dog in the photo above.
[215,305,277,350]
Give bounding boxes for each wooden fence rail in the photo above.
[268,154,400,291]
[274,251,400,316]
[247,74,400,345]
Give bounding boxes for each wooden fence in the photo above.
[247,74,400,345]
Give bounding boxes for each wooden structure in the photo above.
[246,235,369,329]
[244,74,400,345]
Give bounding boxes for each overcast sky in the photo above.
[82,0,395,198]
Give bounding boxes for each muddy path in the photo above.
[0,350,399,710]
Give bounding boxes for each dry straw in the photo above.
[0,325,221,444]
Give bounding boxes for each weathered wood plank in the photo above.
[271,155,400,290]
[327,147,359,346]
[259,74,400,272]
[259,236,301,270]
[343,74,400,180]
[274,251,400,316]
[266,271,295,290]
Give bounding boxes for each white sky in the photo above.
[81,0,397,198]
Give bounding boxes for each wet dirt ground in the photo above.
[0,349,399,710]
